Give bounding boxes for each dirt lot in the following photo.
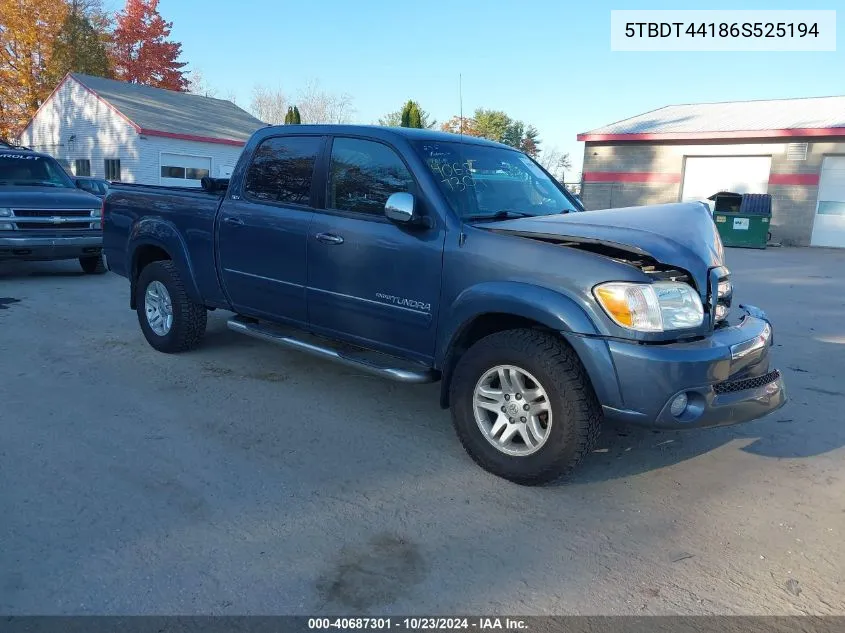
[1,247,843,615]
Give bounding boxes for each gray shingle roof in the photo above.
[579,95,845,140]
[71,73,265,143]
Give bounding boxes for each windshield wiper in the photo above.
[465,209,535,222]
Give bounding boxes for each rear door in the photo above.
[810,156,845,248]
[217,135,324,324]
[306,136,445,363]
[160,153,212,188]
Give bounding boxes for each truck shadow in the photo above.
[0,260,87,279]
[566,399,841,485]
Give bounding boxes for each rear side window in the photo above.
[244,136,321,205]
[327,138,414,215]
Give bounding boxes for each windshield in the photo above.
[413,140,578,220]
[0,153,75,188]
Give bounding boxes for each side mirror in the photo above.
[385,192,415,224]
[74,180,84,189]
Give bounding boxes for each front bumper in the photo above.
[0,234,102,261]
[564,305,786,429]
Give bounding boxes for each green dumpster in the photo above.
[711,193,771,249]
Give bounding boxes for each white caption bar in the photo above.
[611,10,836,51]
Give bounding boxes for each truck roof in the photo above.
[256,124,515,150]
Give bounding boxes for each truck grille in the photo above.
[10,208,98,230]
[713,369,780,394]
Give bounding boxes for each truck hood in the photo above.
[480,202,724,292]
[0,187,101,209]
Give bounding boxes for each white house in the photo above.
[19,73,266,187]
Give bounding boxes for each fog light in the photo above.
[0,221,14,230]
[669,393,688,417]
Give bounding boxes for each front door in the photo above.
[810,156,845,248]
[307,137,445,363]
[217,134,324,324]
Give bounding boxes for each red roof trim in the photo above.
[583,171,681,184]
[138,128,247,146]
[578,127,845,142]
[769,173,820,186]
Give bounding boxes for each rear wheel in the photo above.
[449,329,601,485]
[79,254,106,274]
[135,260,207,353]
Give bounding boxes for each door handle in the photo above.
[315,232,344,245]
[224,216,245,226]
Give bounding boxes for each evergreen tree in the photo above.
[408,103,422,128]
[400,100,412,127]
[284,106,293,124]
[292,105,301,124]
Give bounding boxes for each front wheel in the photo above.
[135,260,207,353]
[449,329,601,485]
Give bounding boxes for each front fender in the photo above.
[128,217,202,305]
[435,281,600,367]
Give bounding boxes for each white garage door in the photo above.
[810,157,845,248]
[160,153,211,188]
[681,156,772,202]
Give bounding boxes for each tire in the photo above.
[449,329,601,485]
[135,260,207,353]
[79,254,107,274]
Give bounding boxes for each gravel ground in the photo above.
[1,247,843,615]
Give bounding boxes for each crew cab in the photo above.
[0,146,106,272]
[103,125,786,484]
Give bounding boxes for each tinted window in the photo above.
[0,153,74,188]
[244,136,320,205]
[327,138,414,215]
[412,141,578,220]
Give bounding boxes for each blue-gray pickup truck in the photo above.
[0,145,106,272]
[103,125,786,484]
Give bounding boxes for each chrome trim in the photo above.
[227,317,437,384]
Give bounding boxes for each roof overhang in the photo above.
[578,127,845,142]
[138,129,246,146]
[22,73,249,147]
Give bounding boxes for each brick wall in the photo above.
[580,139,845,246]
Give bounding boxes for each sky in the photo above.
[110,0,843,178]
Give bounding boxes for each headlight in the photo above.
[0,207,12,217]
[594,281,704,332]
[89,208,102,218]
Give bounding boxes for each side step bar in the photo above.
[227,316,438,384]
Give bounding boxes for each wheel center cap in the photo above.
[506,401,520,417]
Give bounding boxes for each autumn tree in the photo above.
[439,116,482,137]
[0,0,68,138]
[441,108,541,156]
[111,0,188,91]
[46,1,112,86]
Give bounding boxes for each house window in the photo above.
[104,159,121,181]
[74,159,91,177]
